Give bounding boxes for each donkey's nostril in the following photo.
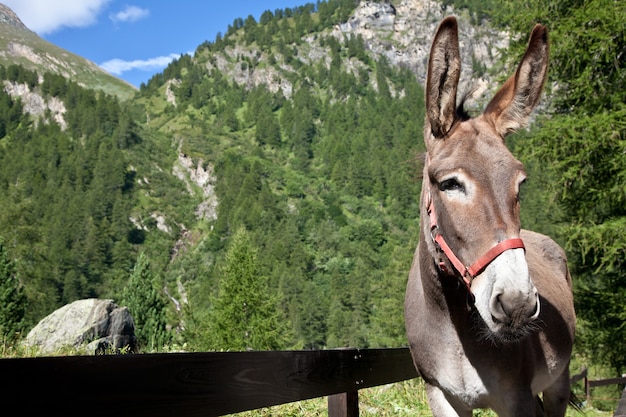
[490,293,509,323]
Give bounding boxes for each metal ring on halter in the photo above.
[430,225,439,245]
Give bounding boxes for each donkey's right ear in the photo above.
[483,24,549,137]
[426,16,461,141]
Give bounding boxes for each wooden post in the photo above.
[328,391,359,417]
[613,378,626,417]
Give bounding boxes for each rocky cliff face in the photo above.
[173,152,218,222]
[3,80,67,128]
[204,0,509,109]
[335,0,509,104]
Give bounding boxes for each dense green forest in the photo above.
[0,0,422,352]
[0,65,141,320]
[0,0,623,381]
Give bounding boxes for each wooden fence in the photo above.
[1,347,624,416]
[0,347,417,417]
[570,367,626,416]
[616,385,626,417]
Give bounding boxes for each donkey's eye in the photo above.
[439,178,465,193]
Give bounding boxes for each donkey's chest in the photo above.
[408,305,526,406]
[411,321,559,405]
[423,344,492,407]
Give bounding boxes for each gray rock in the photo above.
[24,298,137,355]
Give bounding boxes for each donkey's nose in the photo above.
[490,292,510,323]
[490,289,539,324]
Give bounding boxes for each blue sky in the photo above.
[6,0,309,88]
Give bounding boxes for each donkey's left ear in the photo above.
[484,24,549,137]
[426,16,461,140]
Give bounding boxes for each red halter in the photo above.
[425,188,525,294]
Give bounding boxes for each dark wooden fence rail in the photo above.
[2,348,625,417]
[0,347,418,417]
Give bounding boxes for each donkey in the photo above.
[404,17,576,417]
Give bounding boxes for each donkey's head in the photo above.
[422,17,549,341]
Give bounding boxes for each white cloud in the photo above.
[110,6,149,24]
[4,0,111,35]
[100,53,182,75]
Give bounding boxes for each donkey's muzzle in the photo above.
[490,289,540,326]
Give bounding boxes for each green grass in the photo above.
[230,378,614,417]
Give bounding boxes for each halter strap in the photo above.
[426,189,525,293]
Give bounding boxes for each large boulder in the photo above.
[24,298,137,354]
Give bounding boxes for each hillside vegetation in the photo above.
[0,0,624,399]
[0,16,136,100]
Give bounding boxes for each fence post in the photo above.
[328,391,359,417]
[613,377,626,417]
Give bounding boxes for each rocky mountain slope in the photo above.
[139,0,512,240]
[337,0,509,101]
[1,0,512,119]
[0,3,136,100]
[194,0,509,112]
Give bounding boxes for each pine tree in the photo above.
[121,253,170,351]
[0,238,27,343]
[210,227,291,350]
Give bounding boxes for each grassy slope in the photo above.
[0,23,136,100]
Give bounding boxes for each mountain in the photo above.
[147,1,509,110]
[0,0,516,351]
[0,3,136,100]
[327,0,509,100]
